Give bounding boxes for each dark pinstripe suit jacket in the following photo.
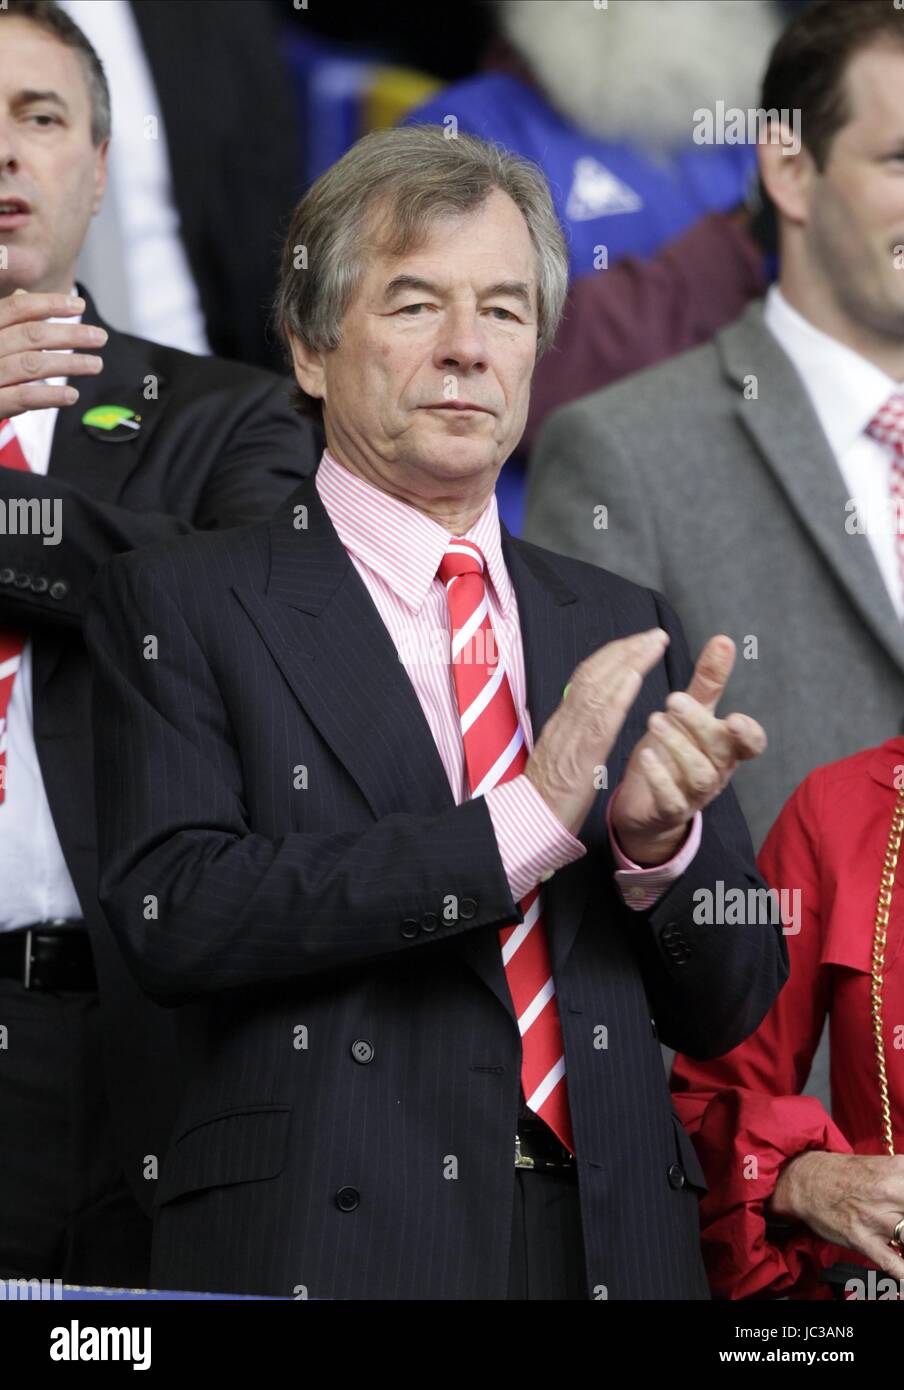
[0,286,321,1219]
[84,465,788,1299]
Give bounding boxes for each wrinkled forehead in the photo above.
[356,191,538,300]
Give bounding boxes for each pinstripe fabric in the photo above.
[315,448,698,910]
[84,465,788,1299]
[315,450,586,903]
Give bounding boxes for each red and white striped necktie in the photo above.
[438,537,574,1153]
[867,391,904,610]
[0,417,31,805]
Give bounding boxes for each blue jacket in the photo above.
[403,74,757,279]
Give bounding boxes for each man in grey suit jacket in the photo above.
[523,1,904,854]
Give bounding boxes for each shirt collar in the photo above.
[763,285,901,457]
[314,447,514,616]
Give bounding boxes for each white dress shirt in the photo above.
[763,285,904,620]
[0,302,84,929]
[61,0,211,355]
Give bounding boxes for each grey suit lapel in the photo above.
[718,304,904,678]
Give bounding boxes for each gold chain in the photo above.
[871,784,904,1157]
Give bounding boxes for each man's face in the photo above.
[294,189,540,494]
[804,42,904,337]
[0,17,106,293]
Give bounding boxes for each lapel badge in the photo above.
[81,404,142,443]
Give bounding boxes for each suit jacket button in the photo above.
[351,1039,374,1064]
[336,1186,360,1212]
[400,918,419,939]
[668,1163,686,1190]
[13,572,30,589]
[650,1018,658,1039]
[459,897,477,919]
[30,576,48,594]
[421,912,438,933]
[0,567,14,584]
[49,580,68,600]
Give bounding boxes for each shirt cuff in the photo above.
[606,782,702,911]
[484,774,587,904]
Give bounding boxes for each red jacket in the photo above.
[671,737,904,1299]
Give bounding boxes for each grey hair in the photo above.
[272,123,570,424]
[2,0,111,145]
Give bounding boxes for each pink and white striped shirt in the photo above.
[315,449,700,909]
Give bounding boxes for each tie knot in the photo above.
[867,391,904,457]
[437,538,486,585]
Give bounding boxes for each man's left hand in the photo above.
[610,635,766,866]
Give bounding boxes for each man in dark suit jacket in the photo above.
[128,0,300,368]
[70,0,302,369]
[0,3,320,1286]
[85,124,787,1300]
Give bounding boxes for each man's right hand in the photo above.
[770,1150,904,1280]
[524,627,670,837]
[0,290,107,419]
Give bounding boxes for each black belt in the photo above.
[515,1102,576,1173]
[0,922,96,991]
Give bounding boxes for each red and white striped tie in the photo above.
[867,391,904,610]
[438,537,574,1154]
[0,417,31,805]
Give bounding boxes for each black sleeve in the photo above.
[0,379,319,630]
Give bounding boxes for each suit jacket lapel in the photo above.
[47,284,165,503]
[234,473,601,1019]
[232,470,457,824]
[33,286,167,700]
[719,304,904,679]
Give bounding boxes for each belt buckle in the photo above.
[514,1133,535,1169]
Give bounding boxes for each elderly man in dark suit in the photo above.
[0,2,320,1286]
[85,123,787,1301]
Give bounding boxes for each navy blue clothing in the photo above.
[84,468,788,1299]
[403,75,756,279]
